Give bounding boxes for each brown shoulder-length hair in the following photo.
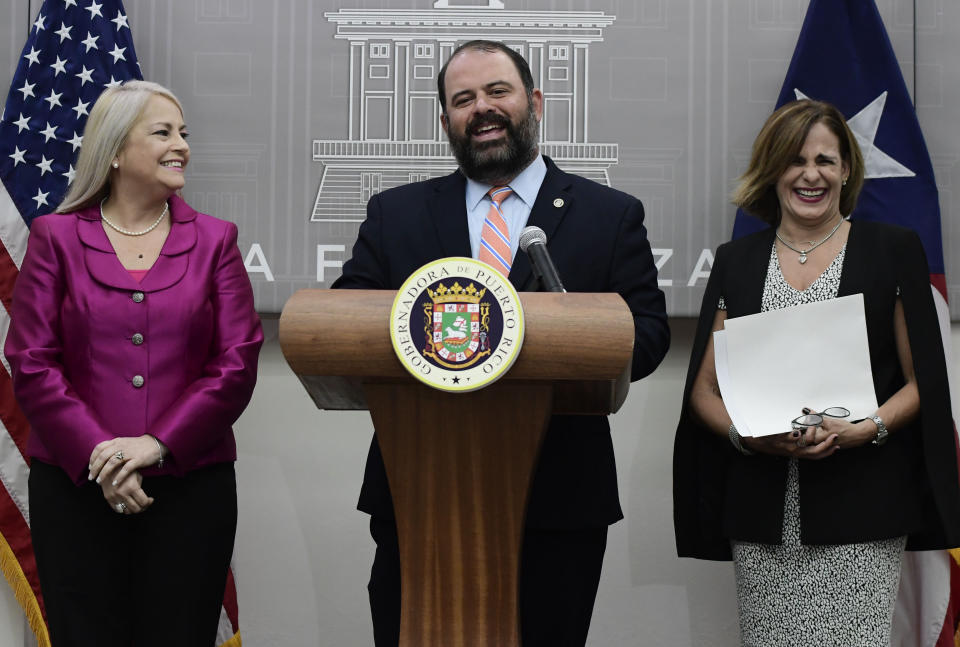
[732,99,865,225]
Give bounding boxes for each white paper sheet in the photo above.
[713,293,878,438]
[712,330,754,438]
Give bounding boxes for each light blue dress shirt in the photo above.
[465,154,547,263]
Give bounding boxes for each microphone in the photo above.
[518,226,566,293]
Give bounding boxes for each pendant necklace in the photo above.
[775,216,844,264]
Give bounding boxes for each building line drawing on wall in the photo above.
[310,0,618,223]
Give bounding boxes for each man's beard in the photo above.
[447,99,539,185]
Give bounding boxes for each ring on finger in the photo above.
[116,502,126,513]
[114,450,124,461]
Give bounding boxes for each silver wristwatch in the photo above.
[870,415,889,446]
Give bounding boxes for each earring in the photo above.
[112,161,119,169]
[842,178,847,186]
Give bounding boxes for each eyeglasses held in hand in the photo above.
[791,407,850,430]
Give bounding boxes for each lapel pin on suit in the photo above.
[553,198,564,208]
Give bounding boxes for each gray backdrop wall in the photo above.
[4,0,958,317]
[1,1,959,646]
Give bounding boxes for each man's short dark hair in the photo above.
[437,40,535,113]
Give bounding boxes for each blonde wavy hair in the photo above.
[732,99,865,225]
[57,80,184,214]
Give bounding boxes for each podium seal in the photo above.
[390,257,524,392]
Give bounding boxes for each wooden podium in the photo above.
[279,289,634,647]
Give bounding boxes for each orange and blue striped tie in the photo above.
[478,186,513,276]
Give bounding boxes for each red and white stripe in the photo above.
[0,182,47,644]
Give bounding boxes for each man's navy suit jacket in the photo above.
[333,156,669,529]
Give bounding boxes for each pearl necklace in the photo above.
[100,198,168,236]
[775,216,845,264]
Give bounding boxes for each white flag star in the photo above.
[75,65,94,85]
[36,156,54,176]
[23,47,41,67]
[111,11,130,30]
[44,90,63,109]
[33,13,46,32]
[13,113,31,133]
[63,165,76,184]
[9,147,26,167]
[40,122,59,142]
[68,131,83,152]
[65,0,78,7]
[104,76,122,89]
[72,98,90,119]
[32,189,50,209]
[794,89,915,179]
[55,22,73,43]
[109,44,126,63]
[86,1,104,19]
[17,80,35,99]
[81,32,99,52]
[50,56,68,76]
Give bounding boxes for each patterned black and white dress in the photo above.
[722,244,906,647]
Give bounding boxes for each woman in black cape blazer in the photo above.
[673,220,960,560]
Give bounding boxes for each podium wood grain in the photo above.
[366,381,550,647]
[279,289,634,646]
[280,290,634,413]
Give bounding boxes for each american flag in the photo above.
[0,2,240,645]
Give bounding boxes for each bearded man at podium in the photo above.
[332,39,670,647]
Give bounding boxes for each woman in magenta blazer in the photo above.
[5,81,263,646]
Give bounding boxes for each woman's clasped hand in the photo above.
[742,407,880,458]
[742,425,838,459]
[88,435,167,513]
